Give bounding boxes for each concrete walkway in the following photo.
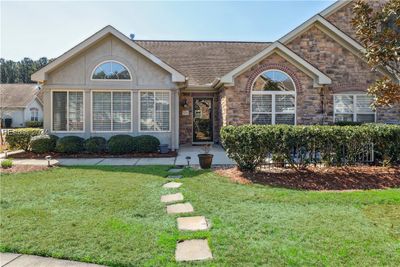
[0,253,104,267]
[3,145,235,167]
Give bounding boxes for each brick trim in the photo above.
[245,63,303,93]
[330,83,368,93]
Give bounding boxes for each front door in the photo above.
[193,98,213,142]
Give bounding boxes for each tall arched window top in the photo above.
[92,61,131,80]
[251,70,296,125]
[252,70,295,92]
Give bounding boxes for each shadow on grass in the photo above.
[58,165,211,179]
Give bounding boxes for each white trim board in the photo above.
[320,0,352,17]
[220,42,332,87]
[31,25,186,83]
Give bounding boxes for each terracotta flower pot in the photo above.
[198,154,213,169]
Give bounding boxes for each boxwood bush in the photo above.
[55,136,84,154]
[133,135,160,153]
[107,135,135,154]
[30,134,58,153]
[220,124,400,171]
[25,121,43,128]
[5,128,43,150]
[84,137,107,153]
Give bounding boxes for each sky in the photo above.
[1,0,336,60]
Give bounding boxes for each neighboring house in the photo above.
[31,0,400,150]
[0,84,44,128]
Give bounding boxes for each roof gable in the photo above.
[0,84,40,108]
[320,0,352,17]
[31,26,186,83]
[220,42,332,87]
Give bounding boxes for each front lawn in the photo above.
[1,166,399,266]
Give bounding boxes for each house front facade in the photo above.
[32,0,400,150]
[0,84,44,128]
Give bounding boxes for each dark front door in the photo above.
[193,98,213,142]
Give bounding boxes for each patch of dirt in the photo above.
[0,165,50,174]
[215,166,400,191]
[11,150,177,159]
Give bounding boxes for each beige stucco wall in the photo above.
[42,35,180,149]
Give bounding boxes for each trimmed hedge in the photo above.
[107,135,135,154]
[55,136,84,154]
[133,135,160,153]
[84,137,107,153]
[30,135,58,153]
[5,128,43,150]
[220,124,400,171]
[25,121,43,128]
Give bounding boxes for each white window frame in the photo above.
[30,108,39,121]
[90,90,133,133]
[91,60,132,81]
[250,69,297,125]
[333,93,376,123]
[139,90,171,133]
[51,90,85,133]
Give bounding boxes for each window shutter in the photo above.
[155,92,170,131]
[334,95,353,113]
[93,92,112,131]
[276,95,295,112]
[356,95,373,113]
[252,95,272,113]
[52,92,67,131]
[68,92,84,131]
[113,92,131,131]
[140,92,155,131]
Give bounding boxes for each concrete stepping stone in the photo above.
[163,182,182,189]
[175,239,213,262]
[177,216,209,231]
[167,203,194,214]
[168,168,183,173]
[161,193,184,203]
[167,175,183,179]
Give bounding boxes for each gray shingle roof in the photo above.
[0,84,41,108]
[135,40,271,85]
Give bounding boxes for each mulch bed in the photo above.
[10,150,177,159]
[0,165,50,174]
[215,166,400,191]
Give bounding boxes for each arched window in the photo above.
[30,108,39,121]
[251,70,296,125]
[92,61,131,80]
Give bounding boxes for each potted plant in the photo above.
[198,144,213,169]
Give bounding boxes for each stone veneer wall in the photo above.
[325,0,388,42]
[179,92,219,145]
[219,53,320,127]
[285,25,400,123]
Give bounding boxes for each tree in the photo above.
[0,57,50,84]
[352,0,400,106]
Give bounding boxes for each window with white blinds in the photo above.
[334,94,375,123]
[251,70,296,125]
[52,91,84,132]
[92,91,131,132]
[140,91,170,131]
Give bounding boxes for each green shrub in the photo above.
[30,135,58,153]
[5,128,43,150]
[55,136,84,154]
[133,135,160,153]
[1,159,13,169]
[220,124,400,171]
[335,121,363,126]
[84,137,107,153]
[25,121,43,128]
[107,135,135,154]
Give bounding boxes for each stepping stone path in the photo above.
[167,175,183,179]
[161,193,184,203]
[168,168,183,173]
[163,182,182,188]
[166,203,194,214]
[177,216,209,231]
[175,239,213,262]
[160,167,213,262]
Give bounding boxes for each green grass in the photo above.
[1,166,399,266]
